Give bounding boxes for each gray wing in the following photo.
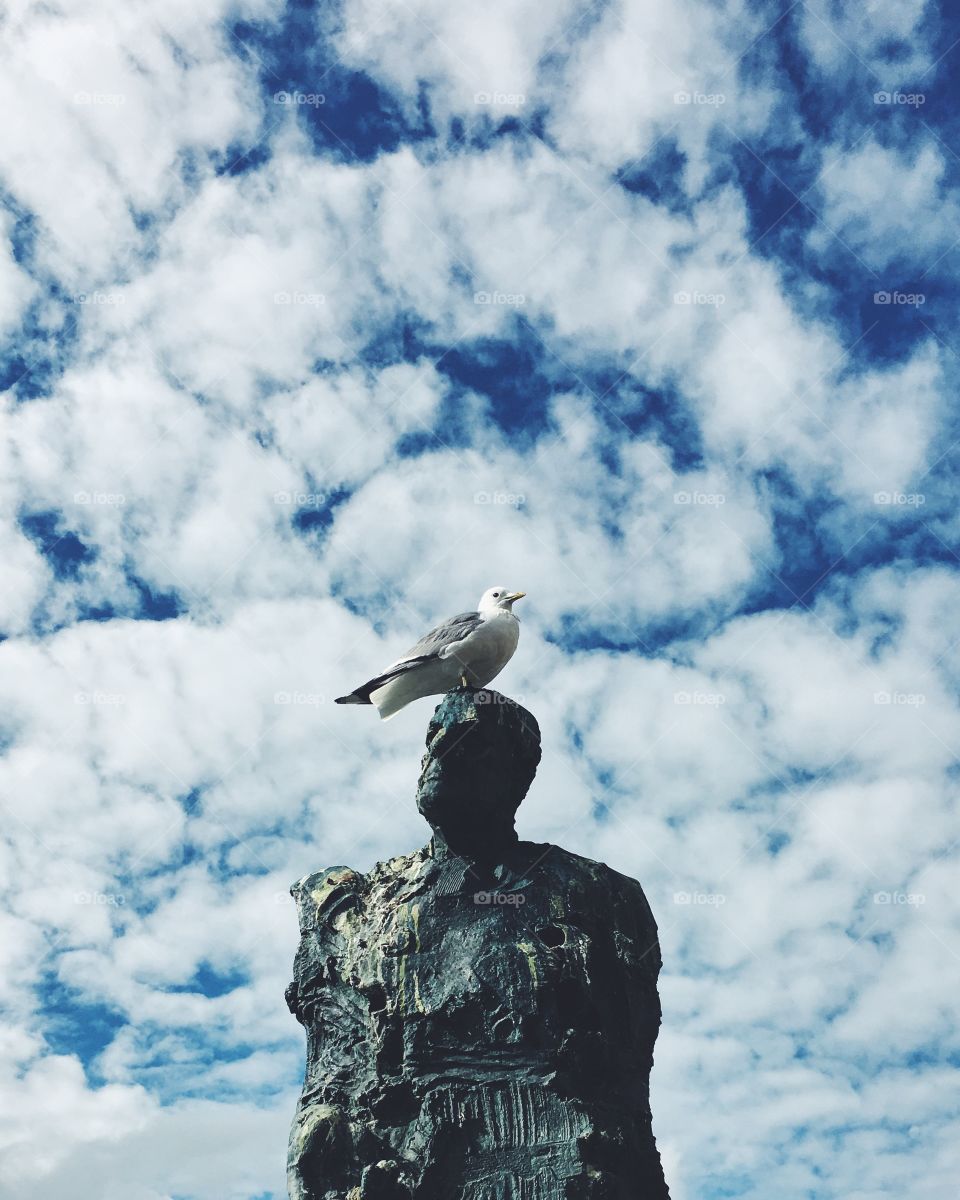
[397,610,482,663]
[335,610,483,705]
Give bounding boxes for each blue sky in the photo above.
[1,1,958,1197]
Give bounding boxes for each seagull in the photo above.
[335,586,525,720]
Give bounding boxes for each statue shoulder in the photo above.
[519,841,659,931]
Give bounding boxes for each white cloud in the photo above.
[1,0,958,1196]
[333,0,582,120]
[799,0,934,80]
[813,140,958,273]
[0,0,265,284]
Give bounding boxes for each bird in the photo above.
[335,586,525,720]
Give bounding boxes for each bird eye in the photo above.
[492,591,500,597]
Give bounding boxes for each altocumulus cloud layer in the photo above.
[1,0,958,1197]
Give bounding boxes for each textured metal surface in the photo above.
[286,690,670,1199]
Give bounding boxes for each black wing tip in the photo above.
[336,656,438,707]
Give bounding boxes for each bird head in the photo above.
[478,586,525,614]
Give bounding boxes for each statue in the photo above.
[286,689,670,1198]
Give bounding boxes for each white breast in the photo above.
[440,611,520,687]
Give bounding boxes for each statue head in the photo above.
[416,689,541,859]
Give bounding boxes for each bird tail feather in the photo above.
[335,654,435,708]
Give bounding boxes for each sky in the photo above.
[0,0,958,1197]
